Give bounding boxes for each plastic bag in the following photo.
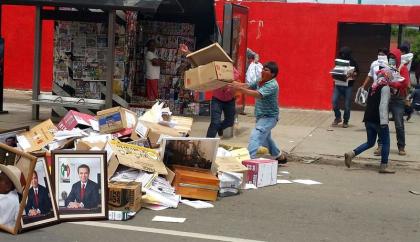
[355,87,368,107]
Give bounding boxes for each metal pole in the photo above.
[397,24,403,47]
[32,6,42,120]
[0,4,8,114]
[105,10,115,109]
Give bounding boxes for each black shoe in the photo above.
[217,129,224,137]
[276,154,288,165]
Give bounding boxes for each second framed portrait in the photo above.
[51,151,107,221]
[21,154,59,231]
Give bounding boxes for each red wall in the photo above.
[2,2,420,109]
[215,1,420,109]
[1,5,54,91]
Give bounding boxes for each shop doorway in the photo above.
[336,23,391,110]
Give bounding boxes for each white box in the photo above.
[242,159,278,188]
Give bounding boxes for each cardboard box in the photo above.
[97,107,137,134]
[105,139,167,178]
[57,110,96,130]
[16,120,57,152]
[108,181,142,212]
[184,43,234,91]
[242,159,278,188]
[212,157,248,189]
[172,165,219,201]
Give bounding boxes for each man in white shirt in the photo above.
[0,165,23,230]
[245,49,263,85]
[145,39,165,101]
[361,48,389,89]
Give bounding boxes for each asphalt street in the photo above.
[1,162,419,242]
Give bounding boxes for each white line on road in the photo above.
[70,221,265,242]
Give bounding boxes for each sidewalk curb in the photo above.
[288,153,420,172]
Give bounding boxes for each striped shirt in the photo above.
[249,79,279,119]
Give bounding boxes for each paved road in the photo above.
[2,163,419,242]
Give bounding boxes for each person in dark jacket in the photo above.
[65,164,100,209]
[344,68,395,173]
[25,171,52,216]
[332,46,359,128]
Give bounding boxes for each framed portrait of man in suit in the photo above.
[52,151,107,221]
[21,154,59,231]
[0,126,29,166]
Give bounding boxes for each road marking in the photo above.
[70,221,265,242]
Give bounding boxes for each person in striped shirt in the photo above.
[228,61,287,164]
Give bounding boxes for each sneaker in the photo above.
[373,146,382,156]
[276,153,288,165]
[342,122,349,128]
[344,151,355,168]
[217,129,223,137]
[332,118,342,126]
[379,164,396,174]
[398,148,406,156]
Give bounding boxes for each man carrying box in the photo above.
[228,61,287,164]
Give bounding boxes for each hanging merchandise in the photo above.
[53,21,128,100]
[128,20,203,115]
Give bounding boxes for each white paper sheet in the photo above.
[279,171,290,174]
[143,204,169,211]
[244,183,257,190]
[277,179,293,184]
[181,199,214,209]
[152,216,186,223]
[292,179,322,185]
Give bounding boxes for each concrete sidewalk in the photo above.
[1,89,419,170]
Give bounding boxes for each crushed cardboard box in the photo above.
[212,156,248,189]
[57,110,97,131]
[106,139,167,178]
[16,119,57,152]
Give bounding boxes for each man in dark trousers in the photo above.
[25,171,52,216]
[65,164,100,209]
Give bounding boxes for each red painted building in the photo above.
[2,2,420,109]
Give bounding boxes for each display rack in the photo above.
[129,20,205,115]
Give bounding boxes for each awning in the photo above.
[1,0,163,12]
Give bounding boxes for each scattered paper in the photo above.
[181,199,214,209]
[143,204,169,211]
[217,147,232,157]
[244,183,257,190]
[152,216,186,223]
[292,179,322,185]
[277,179,293,184]
[279,171,290,174]
[409,190,420,195]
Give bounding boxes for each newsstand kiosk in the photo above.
[0,0,248,120]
